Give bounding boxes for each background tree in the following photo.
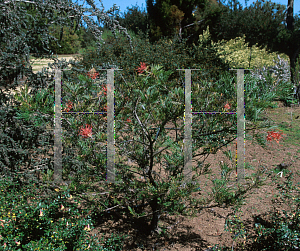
[146,0,215,43]
[194,0,286,48]
[74,25,99,51]
[114,4,150,39]
[285,0,300,102]
[186,0,226,45]
[15,0,97,55]
[194,0,300,103]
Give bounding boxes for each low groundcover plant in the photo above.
[0,177,127,250]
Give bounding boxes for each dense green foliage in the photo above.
[199,26,289,69]
[47,24,99,55]
[68,26,232,86]
[0,177,127,250]
[0,0,134,248]
[146,0,209,43]
[47,25,82,55]
[114,4,149,39]
[192,0,300,101]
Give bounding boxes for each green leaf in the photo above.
[127,206,136,216]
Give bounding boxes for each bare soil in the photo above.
[94,102,300,250]
[25,100,300,250]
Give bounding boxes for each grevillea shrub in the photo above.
[10,42,289,241]
[0,0,140,248]
[43,59,280,236]
[11,50,287,237]
[0,0,135,189]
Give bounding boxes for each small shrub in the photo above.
[250,55,298,106]
[225,171,300,250]
[198,26,289,69]
[0,176,127,250]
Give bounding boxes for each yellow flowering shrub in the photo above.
[198,26,289,72]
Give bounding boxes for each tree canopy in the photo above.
[145,0,212,42]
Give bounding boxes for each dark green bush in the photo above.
[0,176,127,250]
[68,29,232,91]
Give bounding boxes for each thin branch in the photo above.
[117,138,150,148]
[4,0,37,4]
[133,97,151,141]
[183,19,205,29]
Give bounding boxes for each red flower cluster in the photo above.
[224,103,230,110]
[63,101,73,112]
[136,62,147,75]
[87,68,99,80]
[267,130,285,144]
[79,124,93,138]
[98,86,107,97]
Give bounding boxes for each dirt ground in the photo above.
[91,102,300,250]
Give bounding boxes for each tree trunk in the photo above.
[287,0,294,31]
[286,0,300,104]
[288,47,300,104]
[149,197,161,234]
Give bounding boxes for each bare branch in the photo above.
[4,0,37,4]
[183,19,205,29]
[133,96,151,140]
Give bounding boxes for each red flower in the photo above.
[64,101,73,112]
[98,86,107,97]
[224,103,230,110]
[87,72,99,80]
[101,86,107,95]
[126,118,131,123]
[79,124,93,138]
[266,130,285,144]
[136,62,147,74]
[87,68,99,80]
